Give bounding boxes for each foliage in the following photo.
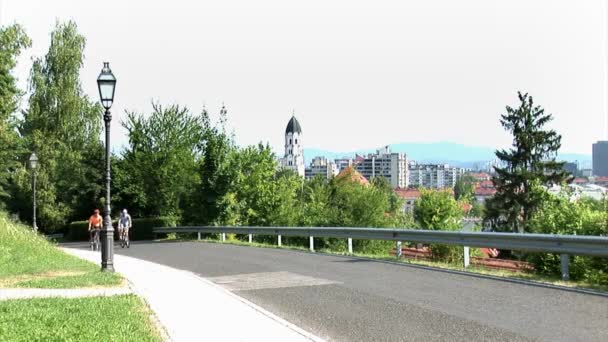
[485,92,571,233]
[527,192,608,285]
[0,295,162,341]
[0,24,31,205]
[187,105,236,225]
[10,21,104,233]
[454,174,475,202]
[414,189,462,230]
[0,211,121,287]
[115,103,206,218]
[413,189,463,262]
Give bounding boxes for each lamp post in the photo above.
[97,62,117,272]
[29,153,38,232]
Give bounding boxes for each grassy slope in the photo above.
[0,295,162,342]
[0,211,121,288]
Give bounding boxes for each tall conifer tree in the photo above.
[485,92,570,233]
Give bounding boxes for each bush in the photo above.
[65,216,178,241]
[527,193,608,286]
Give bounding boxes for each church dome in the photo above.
[285,116,302,134]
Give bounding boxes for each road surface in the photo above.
[71,241,608,341]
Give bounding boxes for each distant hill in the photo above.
[304,142,592,169]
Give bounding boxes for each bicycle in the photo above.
[89,228,101,251]
[119,227,130,248]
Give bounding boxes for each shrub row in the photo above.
[65,216,177,241]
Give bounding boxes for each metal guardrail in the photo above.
[153,226,608,280]
[154,226,608,257]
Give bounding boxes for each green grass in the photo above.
[164,234,608,293]
[0,295,162,342]
[0,212,121,288]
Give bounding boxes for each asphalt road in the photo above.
[74,241,608,341]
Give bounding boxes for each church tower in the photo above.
[282,115,305,177]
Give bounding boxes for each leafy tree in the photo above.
[414,189,462,231]
[485,92,571,233]
[13,21,103,232]
[0,24,31,206]
[413,188,464,262]
[528,191,608,285]
[115,103,206,218]
[454,174,475,202]
[189,105,236,225]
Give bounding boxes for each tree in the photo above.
[0,24,31,206]
[485,92,571,233]
[189,105,236,225]
[454,174,475,202]
[13,21,103,232]
[414,189,462,231]
[115,103,206,218]
[414,188,463,262]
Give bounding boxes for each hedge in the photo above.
[65,216,177,241]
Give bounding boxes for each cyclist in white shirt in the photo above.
[118,209,132,242]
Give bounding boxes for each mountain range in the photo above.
[303,142,592,169]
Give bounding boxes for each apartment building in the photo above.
[355,146,408,189]
[408,162,464,189]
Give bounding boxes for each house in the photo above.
[474,187,496,203]
[470,172,491,182]
[394,188,421,214]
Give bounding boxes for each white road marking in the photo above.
[208,271,340,291]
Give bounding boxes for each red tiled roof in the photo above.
[475,187,497,196]
[470,172,491,181]
[593,176,608,183]
[478,180,494,188]
[572,178,588,184]
[335,166,370,185]
[394,188,421,199]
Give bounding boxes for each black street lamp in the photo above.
[29,153,38,232]
[97,62,116,272]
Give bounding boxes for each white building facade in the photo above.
[355,146,408,188]
[408,163,464,189]
[279,116,305,177]
[305,157,339,179]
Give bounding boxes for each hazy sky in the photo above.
[2,0,606,155]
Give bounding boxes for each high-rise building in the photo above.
[592,141,608,177]
[305,157,339,179]
[355,146,408,188]
[408,162,464,189]
[334,158,354,172]
[279,115,305,177]
[562,161,578,177]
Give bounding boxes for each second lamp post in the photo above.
[29,153,38,232]
[97,62,117,272]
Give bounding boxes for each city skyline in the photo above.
[2,0,606,156]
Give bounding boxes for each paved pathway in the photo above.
[62,247,322,342]
[0,287,132,300]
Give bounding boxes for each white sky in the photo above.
[2,0,606,155]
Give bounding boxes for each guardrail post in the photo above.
[463,246,470,268]
[221,233,226,242]
[278,235,282,246]
[197,232,201,241]
[309,236,314,252]
[348,238,353,254]
[248,234,252,243]
[396,241,402,259]
[560,254,570,281]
